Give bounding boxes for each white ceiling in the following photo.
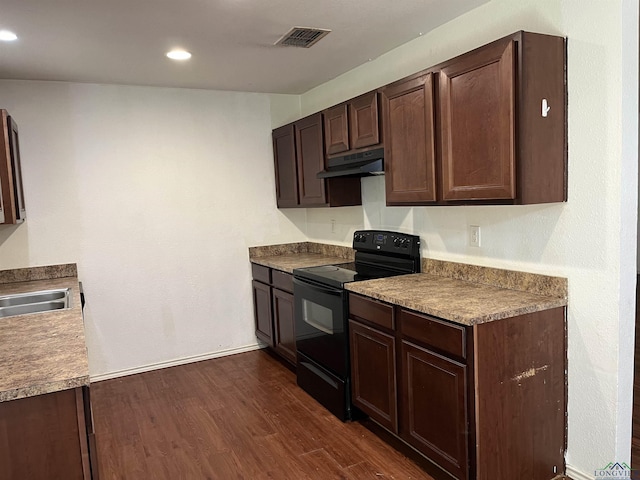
[0,0,488,95]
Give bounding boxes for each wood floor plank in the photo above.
[92,349,434,479]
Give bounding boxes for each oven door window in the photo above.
[294,278,348,378]
[301,299,340,335]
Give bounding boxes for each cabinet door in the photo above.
[0,389,88,480]
[349,320,398,433]
[439,39,516,201]
[295,113,327,206]
[0,111,10,224]
[401,340,468,480]
[324,104,350,155]
[252,280,273,347]
[349,92,380,149]
[273,288,296,365]
[6,115,25,223]
[382,73,437,204]
[272,124,299,208]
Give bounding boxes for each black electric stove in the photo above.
[294,231,421,289]
[293,230,421,421]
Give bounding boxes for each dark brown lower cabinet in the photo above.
[252,279,273,347]
[348,293,566,480]
[251,263,296,366]
[0,387,98,480]
[349,319,397,433]
[401,340,468,480]
[273,289,296,364]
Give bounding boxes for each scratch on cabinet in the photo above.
[512,364,549,384]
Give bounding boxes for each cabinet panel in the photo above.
[295,113,327,206]
[272,269,294,294]
[0,111,26,224]
[349,92,380,149]
[474,308,565,480]
[272,124,299,208]
[349,293,394,331]
[516,32,567,204]
[440,39,516,201]
[251,263,271,285]
[273,288,296,365]
[399,309,466,359]
[383,73,437,204]
[350,320,397,433]
[401,340,468,480]
[252,280,273,346]
[324,104,349,155]
[0,389,88,480]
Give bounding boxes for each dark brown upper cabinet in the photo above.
[382,73,437,205]
[324,91,381,158]
[382,31,566,206]
[439,31,566,204]
[349,91,380,150]
[272,124,299,208]
[324,104,350,155]
[272,113,362,208]
[439,38,516,201]
[296,113,328,206]
[0,110,26,225]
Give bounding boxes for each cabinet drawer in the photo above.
[272,270,293,293]
[399,309,466,359]
[251,263,271,284]
[349,294,394,331]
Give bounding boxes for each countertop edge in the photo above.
[0,375,90,403]
[346,282,568,326]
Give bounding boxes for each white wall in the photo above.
[0,80,307,377]
[290,0,639,477]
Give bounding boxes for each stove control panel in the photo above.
[353,230,421,257]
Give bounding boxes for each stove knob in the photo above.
[393,237,401,247]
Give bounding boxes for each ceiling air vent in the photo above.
[275,27,331,48]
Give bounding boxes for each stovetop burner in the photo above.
[293,263,357,289]
[293,230,421,289]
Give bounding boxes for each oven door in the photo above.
[293,277,348,379]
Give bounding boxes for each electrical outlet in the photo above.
[331,219,336,233]
[469,225,481,247]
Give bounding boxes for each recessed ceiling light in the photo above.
[166,50,191,60]
[0,30,18,42]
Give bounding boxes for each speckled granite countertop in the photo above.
[346,273,567,326]
[0,266,89,402]
[249,242,567,326]
[249,242,354,273]
[251,253,353,273]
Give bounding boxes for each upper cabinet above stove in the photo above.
[272,113,362,209]
[323,91,381,156]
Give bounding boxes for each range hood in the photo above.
[317,147,384,179]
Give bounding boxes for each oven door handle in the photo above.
[293,277,343,296]
[299,361,339,388]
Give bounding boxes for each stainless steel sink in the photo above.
[0,288,71,318]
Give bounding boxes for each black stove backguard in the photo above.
[293,230,421,421]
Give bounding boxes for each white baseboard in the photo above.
[90,343,265,382]
[566,464,593,480]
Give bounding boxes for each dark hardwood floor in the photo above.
[92,349,434,479]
